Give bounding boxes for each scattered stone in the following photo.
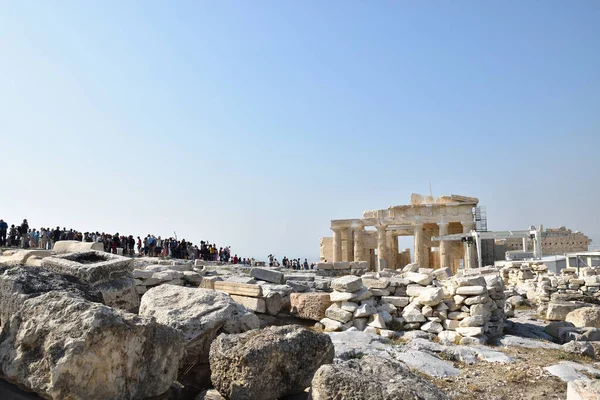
[418,287,445,306]
[546,302,591,321]
[326,304,354,323]
[394,349,460,377]
[250,267,285,284]
[566,306,600,328]
[0,290,183,400]
[567,379,600,400]
[545,361,600,382]
[210,325,334,400]
[139,285,258,372]
[310,356,449,400]
[331,275,364,292]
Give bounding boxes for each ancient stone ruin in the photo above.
[0,233,599,399]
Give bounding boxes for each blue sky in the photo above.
[1,1,598,260]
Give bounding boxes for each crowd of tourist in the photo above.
[0,218,253,263]
[268,254,315,270]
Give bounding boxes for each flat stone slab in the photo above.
[53,240,104,254]
[545,361,600,382]
[250,268,284,284]
[498,335,562,350]
[214,281,263,297]
[0,250,52,266]
[327,331,391,359]
[394,349,460,377]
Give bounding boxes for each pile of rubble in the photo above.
[317,264,506,344]
[502,263,600,306]
[132,258,205,295]
[315,261,369,277]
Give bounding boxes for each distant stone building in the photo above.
[320,193,480,272]
[503,226,590,256]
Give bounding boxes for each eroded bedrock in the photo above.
[0,267,184,400]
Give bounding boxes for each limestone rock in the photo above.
[362,277,390,289]
[52,240,105,254]
[455,286,486,296]
[418,287,445,306]
[290,292,332,321]
[310,356,449,400]
[209,325,334,400]
[195,389,226,400]
[231,295,267,313]
[250,267,285,284]
[0,290,183,400]
[354,304,377,318]
[380,296,409,307]
[565,307,600,328]
[547,302,591,321]
[321,317,343,332]
[0,249,52,266]
[139,285,259,369]
[456,327,484,337]
[325,304,354,323]
[264,291,283,316]
[331,275,364,292]
[40,251,139,311]
[329,291,355,302]
[567,379,600,400]
[406,272,433,286]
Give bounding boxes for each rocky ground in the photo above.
[315,308,600,400]
[1,248,599,399]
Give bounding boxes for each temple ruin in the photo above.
[320,194,480,272]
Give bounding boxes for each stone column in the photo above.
[461,221,475,269]
[345,227,354,262]
[332,228,342,262]
[385,231,395,269]
[376,225,388,271]
[390,232,399,270]
[413,224,423,267]
[353,228,364,262]
[438,222,449,270]
[522,238,528,252]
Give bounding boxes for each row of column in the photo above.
[332,227,367,265]
[333,220,476,271]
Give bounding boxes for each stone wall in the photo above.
[318,264,506,344]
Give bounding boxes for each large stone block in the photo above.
[52,240,105,254]
[418,287,445,306]
[209,325,334,400]
[565,307,600,328]
[41,251,132,284]
[0,287,183,400]
[290,292,332,321]
[40,251,138,311]
[231,295,267,314]
[139,285,259,375]
[251,267,285,284]
[333,262,351,270]
[0,249,52,266]
[214,281,263,297]
[331,275,363,292]
[325,304,353,323]
[310,356,449,400]
[547,302,591,321]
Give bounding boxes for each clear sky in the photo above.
[1,1,598,261]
